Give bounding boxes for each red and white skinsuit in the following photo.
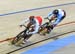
[20,16,43,35]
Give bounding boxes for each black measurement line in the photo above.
[6,30,75,54]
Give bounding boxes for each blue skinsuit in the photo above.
[47,9,65,25]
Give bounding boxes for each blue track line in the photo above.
[0,2,75,16]
[21,34,75,54]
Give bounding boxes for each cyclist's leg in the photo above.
[40,28,48,35]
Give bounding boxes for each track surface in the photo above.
[0,0,75,54]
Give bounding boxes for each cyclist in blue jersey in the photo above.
[44,9,66,34]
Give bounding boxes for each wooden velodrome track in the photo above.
[0,0,75,54]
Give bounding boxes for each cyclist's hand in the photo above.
[26,32,32,35]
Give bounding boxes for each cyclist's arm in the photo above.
[28,19,40,34]
[44,12,53,22]
[19,18,29,26]
[53,16,62,25]
[48,12,52,17]
[29,25,39,34]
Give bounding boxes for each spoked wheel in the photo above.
[10,31,25,45]
[10,30,32,46]
[39,22,52,36]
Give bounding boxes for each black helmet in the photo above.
[53,9,59,15]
